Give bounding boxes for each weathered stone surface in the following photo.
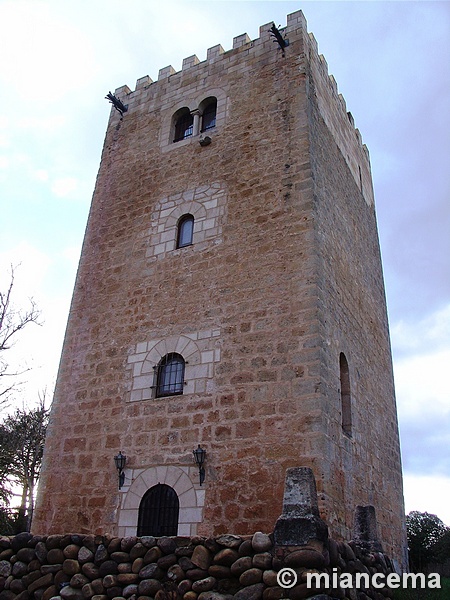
[252,553,272,570]
[156,554,177,569]
[0,562,11,578]
[284,549,326,569]
[207,565,230,579]
[70,575,89,589]
[156,538,176,555]
[179,557,195,571]
[48,550,65,565]
[35,543,48,564]
[191,546,211,571]
[139,537,156,549]
[138,564,163,580]
[262,570,278,587]
[137,578,162,596]
[129,544,146,561]
[185,568,209,581]
[233,583,265,600]
[230,557,252,576]
[82,562,99,579]
[213,549,239,567]
[143,547,162,565]
[111,553,129,565]
[239,568,263,586]
[122,584,138,597]
[198,593,233,600]
[215,536,242,549]
[16,548,36,563]
[177,579,192,595]
[94,546,109,565]
[102,575,118,589]
[78,548,94,564]
[60,585,84,600]
[63,546,80,560]
[41,565,63,575]
[262,587,284,600]
[63,560,81,576]
[11,533,32,552]
[121,538,138,553]
[167,564,185,582]
[238,541,253,558]
[192,577,216,593]
[12,561,28,577]
[98,562,118,578]
[251,534,271,554]
[117,563,131,574]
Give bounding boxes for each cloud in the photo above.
[404,474,450,527]
[51,177,78,198]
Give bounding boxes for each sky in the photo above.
[0,0,449,527]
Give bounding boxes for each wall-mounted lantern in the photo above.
[114,451,127,489]
[193,445,206,486]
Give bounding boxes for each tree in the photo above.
[0,397,49,532]
[0,264,41,405]
[406,511,449,572]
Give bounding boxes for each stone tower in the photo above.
[34,10,406,562]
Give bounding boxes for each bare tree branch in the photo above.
[0,264,42,403]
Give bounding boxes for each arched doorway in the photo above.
[137,483,179,536]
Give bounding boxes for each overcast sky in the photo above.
[1,0,449,526]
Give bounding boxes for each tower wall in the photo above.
[34,10,406,563]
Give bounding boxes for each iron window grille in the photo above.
[201,99,217,132]
[155,353,185,397]
[137,483,179,537]
[174,111,194,142]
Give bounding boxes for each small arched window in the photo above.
[155,353,185,397]
[177,214,194,248]
[173,108,193,142]
[200,97,217,132]
[340,353,352,437]
[137,483,179,537]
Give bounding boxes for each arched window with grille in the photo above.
[340,352,352,437]
[155,353,185,397]
[137,483,179,537]
[176,214,194,248]
[200,97,217,132]
[173,108,193,142]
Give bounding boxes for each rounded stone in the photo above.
[192,577,216,593]
[137,578,162,596]
[35,542,48,564]
[239,568,263,586]
[139,536,156,548]
[191,546,211,571]
[131,558,144,574]
[251,533,272,553]
[157,554,177,569]
[138,563,163,580]
[177,579,192,595]
[252,553,272,570]
[262,588,284,600]
[78,548,94,564]
[82,562,100,579]
[102,575,118,589]
[167,564,185,582]
[143,547,162,565]
[60,585,84,600]
[70,574,89,589]
[262,570,278,586]
[63,560,81,576]
[117,563,132,574]
[121,537,138,553]
[215,536,242,549]
[0,561,12,577]
[98,561,118,578]
[157,538,177,555]
[183,592,198,600]
[284,549,326,569]
[238,541,253,558]
[186,568,209,581]
[64,546,80,560]
[123,584,138,598]
[233,583,265,600]
[214,549,239,567]
[12,561,27,577]
[48,549,65,565]
[129,544,146,561]
[117,573,139,585]
[111,553,130,564]
[230,556,252,577]
[208,565,231,579]
[94,545,109,565]
[91,578,105,594]
[16,547,36,563]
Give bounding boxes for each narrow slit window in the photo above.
[177,214,194,248]
[340,353,352,437]
[155,353,185,397]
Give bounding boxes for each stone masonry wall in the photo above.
[0,532,397,600]
[33,8,405,567]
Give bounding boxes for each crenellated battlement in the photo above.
[111,10,373,206]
